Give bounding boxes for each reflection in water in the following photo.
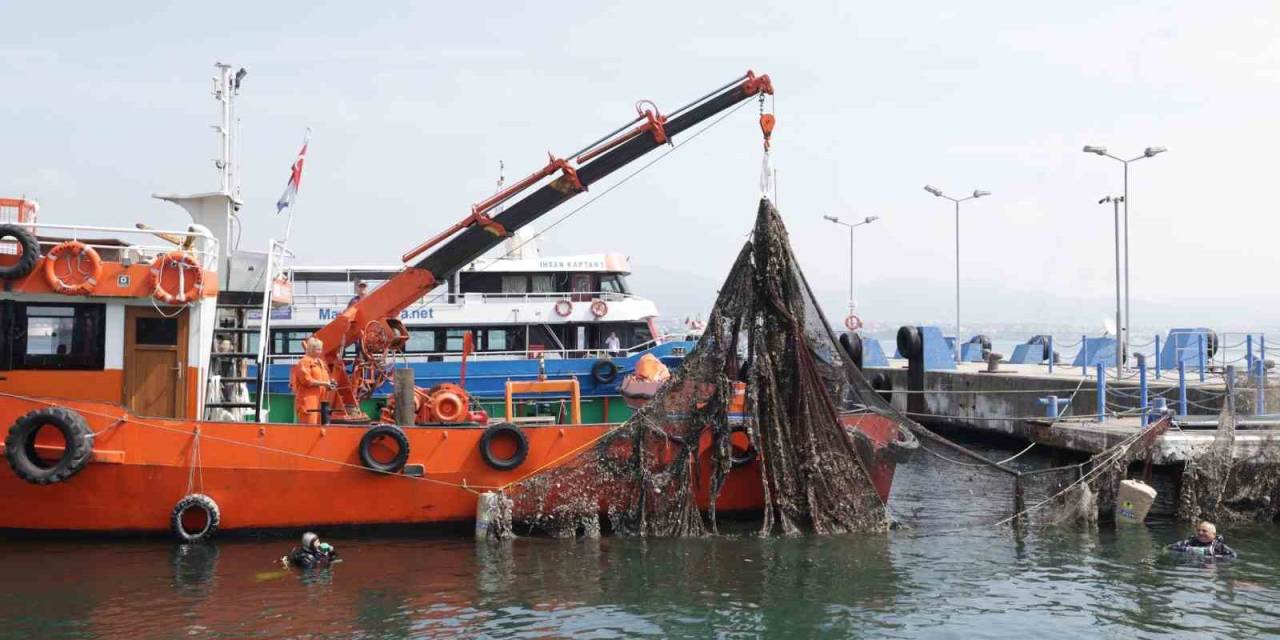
[0,452,1277,639]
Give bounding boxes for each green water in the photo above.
[1,455,1276,638]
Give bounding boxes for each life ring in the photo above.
[729,424,757,468]
[590,300,609,318]
[358,424,411,474]
[554,299,573,317]
[590,358,619,385]
[171,493,221,542]
[43,241,103,295]
[4,407,94,485]
[844,314,862,332]
[0,224,39,280]
[150,251,204,304]
[479,423,529,471]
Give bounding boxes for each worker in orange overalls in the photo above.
[291,337,336,424]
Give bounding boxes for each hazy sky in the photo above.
[4,1,1279,331]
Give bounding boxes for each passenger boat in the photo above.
[248,239,696,425]
[0,64,902,539]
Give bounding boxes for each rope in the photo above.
[0,391,487,495]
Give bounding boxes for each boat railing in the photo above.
[257,337,693,367]
[8,221,220,271]
[282,290,645,309]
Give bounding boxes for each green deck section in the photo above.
[259,393,635,424]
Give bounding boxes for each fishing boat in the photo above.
[0,64,902,540]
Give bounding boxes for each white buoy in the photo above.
[1115,479,1157,524]
[475,491,512,540]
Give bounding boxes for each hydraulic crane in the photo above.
[311,71,774,423]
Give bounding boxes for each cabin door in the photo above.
[124,306,189,418]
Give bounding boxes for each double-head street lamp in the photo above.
[823,214,880,315]
[924,186,990,362]
[1083,145,1167,367]
[1099,194,1125,379]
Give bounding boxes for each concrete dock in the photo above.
[865,359,1280,464]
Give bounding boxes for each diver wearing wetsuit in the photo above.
[284,532,339,569]
[1168,521,1237,559]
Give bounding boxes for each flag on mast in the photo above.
[276,130,310,214]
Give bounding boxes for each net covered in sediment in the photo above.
[500,198,918,537]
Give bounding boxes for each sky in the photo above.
[3,1,1279,334]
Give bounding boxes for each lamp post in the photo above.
[1082,145,1166,368]
[1100,195,1125,380]
[823,214,880,317]
[924,185,990,362]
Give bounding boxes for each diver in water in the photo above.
[1168,521,1237,559]
[282,532,339,569]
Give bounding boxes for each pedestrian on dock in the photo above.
[1168,521,1237,559]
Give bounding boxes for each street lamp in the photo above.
[1082,144,1167,367]
[1100,195,1125,380]
[924,185,990,362]
[823,214,880,318]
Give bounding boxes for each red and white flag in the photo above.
[276,131,309,214]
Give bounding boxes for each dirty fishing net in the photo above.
[500,198,919,537]
[1178,387,1280,523]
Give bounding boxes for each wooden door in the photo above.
[124,306,188,418]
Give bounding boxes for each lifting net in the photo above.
[492,198,1248,539]
[500,198,918,537]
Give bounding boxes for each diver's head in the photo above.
[301,531,320,552]
[1196,522,1217,543]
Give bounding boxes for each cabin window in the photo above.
[445,329,467,352]
[530,274,554,294]
[485,329,509,352]
[271,329,315,355]
[600,275,628,295]
[136,317,179,346]
[501,275,527,294]
[406,329,436,353]
[4,303,106,370]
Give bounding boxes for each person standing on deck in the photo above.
[291,337,336,424]
[605,331,621,355]
[347,280,368,308]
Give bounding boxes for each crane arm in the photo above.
[315,71,773,418]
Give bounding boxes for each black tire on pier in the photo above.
[4,407,94,485]
[171,493,221,543]
[896,326,923,359]
[479,423,529,471]
[358,424,411,474]
[590,359,619,385]
[0,224,39,280]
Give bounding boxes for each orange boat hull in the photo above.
[0,396,899,535]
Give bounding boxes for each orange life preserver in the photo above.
[844,314,862,332]
[590,300,608,318]
[150,251,204,304]
[43,241,103,295]
[554,299,573,317]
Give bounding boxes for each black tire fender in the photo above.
[729,424,757,468]
[358,424,411,474]
[4,407,94,485]
[0,224,39,280]
[479,423,529,471]
[590,359,619,385]
[171,493,221,543]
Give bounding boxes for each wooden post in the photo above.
[394,368,415,426]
